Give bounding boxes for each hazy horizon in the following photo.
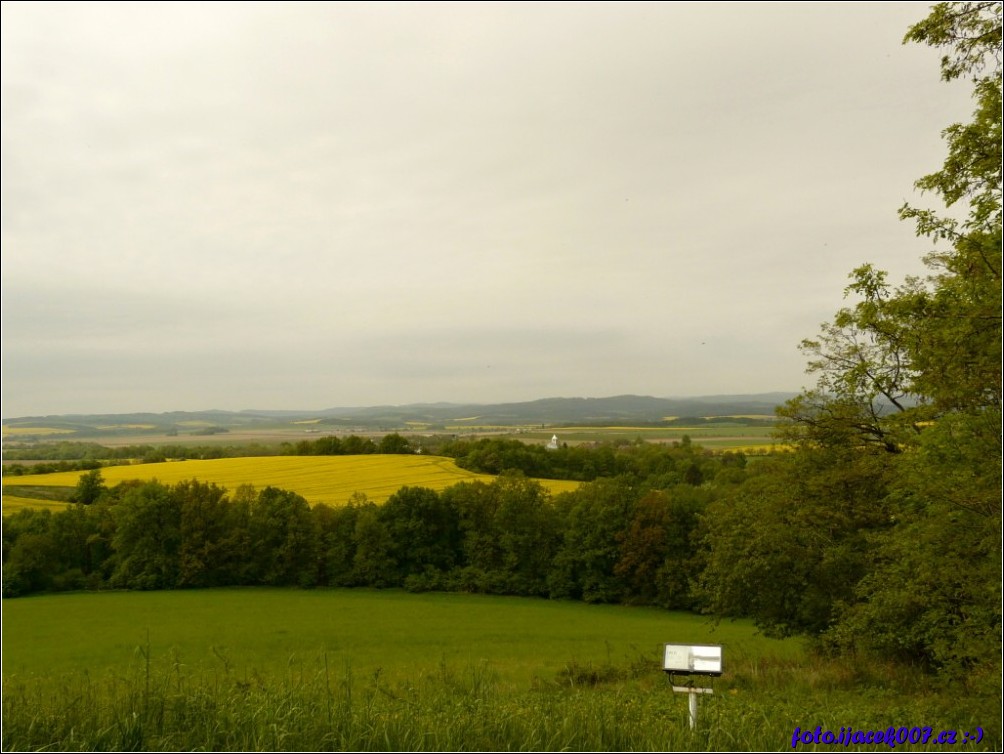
[3,389,802,421]
[1,2,970,416]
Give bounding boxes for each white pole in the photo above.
[672,685,712,730]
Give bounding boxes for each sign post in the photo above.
[662,644,722,730]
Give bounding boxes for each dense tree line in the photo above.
[2,441,284,467]
[2,459,107,477]
[443,436,732,484]
[281,432,414,457]
[1,434,414,475]
[2,439,735,607]
[3,442,132,462]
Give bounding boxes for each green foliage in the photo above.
[2,440,286,464]
[2,509,57,596]
[549,477,636,603]
[286,432,414,456]
[379,486,460,583]
[796,0,1001,425]
[312,500,363,586]
[702,2,1002,677]
[1,441,113,461]
[616,486,710,609]
[377,432,414,454]
[247,487,319,587]
[350,504,397,587]
[450,437,550,476]
[447,434,726,484]
[176,480,242,588]
[493,473,562,596]
[823,405,1002,672]
[441,480,501,591]
[697,459,886,638]
[110,482,183,590]
[827,499,1000,673]
[2,458,104,477]
[340,435,378,455]
[72,468,106,505]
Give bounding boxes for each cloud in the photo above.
[0,2,972,415]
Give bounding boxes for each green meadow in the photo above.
[1,588,792,685]
[3,589,999,751]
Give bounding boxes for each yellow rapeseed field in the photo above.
[1,496,71,513]
[2,455,580,508]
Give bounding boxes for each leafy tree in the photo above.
[682,462,704,487]
[247,486,319,587]
[176,480,237,588]
[1,502,113,595]
[2,509,56,596]
[379,486,460,583]
[613,491,672,605]
[698,466,871,637]
[628,442,680,480]
[292,435,345,455]
[222,484,256,585]
[548,477,636,603]
[827,495,1000,674]
[314,435,344,455]
[377,433,414,454]
[3,531,58,596]
[350,504,397,587]
[492,473,561,596]
[616,485,709,609]
[110,482,183,590]
[313,500,364,586]
[441,480,501,591]
[341,435,377,455]
[454,438,547,476]
[72,468,106,505]
[722,2,1002,673]
[794,1,1000,434]
[44,502,109,590]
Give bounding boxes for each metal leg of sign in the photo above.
[671,685,713,730]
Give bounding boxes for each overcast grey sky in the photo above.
[1,2,972,416]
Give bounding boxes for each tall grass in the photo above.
[3,648,999,751]
[4,591,999,751]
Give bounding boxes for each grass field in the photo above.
[1,588,794,685]
[1,455,580,510]
[3,589,997,751]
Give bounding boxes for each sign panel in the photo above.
[663,643,723,676]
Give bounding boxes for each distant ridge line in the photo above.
[4,393,799,426]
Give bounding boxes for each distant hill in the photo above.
[308,394,796,426]
[3,393,797,439]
